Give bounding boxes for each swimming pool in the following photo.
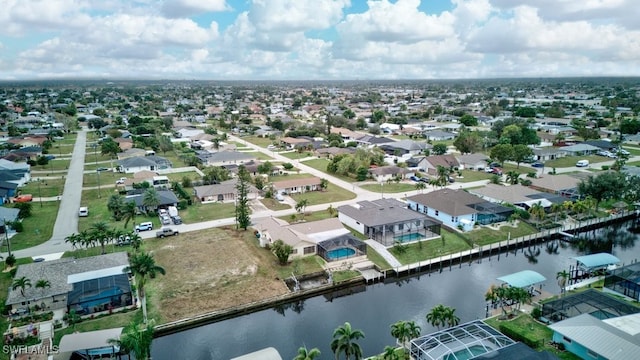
[443,345,488,360]
[394,233,423,243]
[326,247,356,260]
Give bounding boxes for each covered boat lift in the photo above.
[569,252,621,285]
[497,270,546,289]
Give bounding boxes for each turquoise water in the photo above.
[443,345,487,360]
[326,247,356,260]
[394,233,423,242]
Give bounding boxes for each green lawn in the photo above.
[463,222,538,246]
[7,202,60,251]
[360,182,416,193]
[275,255,325,279]
[366,245,392,270]
[242,136,276,148]
[270,173,315,181]
[55,134,78,145]
[78,189,147,232]
[83,171,122,188]
[0,258,34,360]
[332,270,361,283]
[290,184,356,206]
[31,159,71,172]
[485,314,581,360]
[622,146,640,156]
[157,151,190,168]
[261,198,291,211]
[284,209,337,223]
[390,232,471,265]
[244,151,276,161]
[302,158,358,183]
[281,151,314,160]
[544,155,608,168]
[181,201,237,223]
[84,151,113,164]
[21,178,65,198]
[456,170,494,183]
[53,310,140,347]
[164,171,202,184]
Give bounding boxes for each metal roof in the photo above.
[497,270,546,288]
[231,347,283,360]
[549,314,640,360]
[573,253,620,270]
[58,327,123,353]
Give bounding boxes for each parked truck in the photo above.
[156,227,179,238]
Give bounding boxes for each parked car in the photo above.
[171,215,183,225]
[156,227,179,238]
[275,193,285,201]
[115,177,127,184]
[576,160,590,167]
[135,222,153,232]
[116,235,131,246]
[596,150,612,157]
[97,167,110,172]
[14,194,33,203]
[409,175,421,182]
[618,148,630,156]
[531,162,544,168]
[160,215,171,225]
[419,177,430,183]
[491,168,503,175]
[78,207,89,217]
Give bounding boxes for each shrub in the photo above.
[601,165,610,170]
[531,307,542,319]
[520,179,532,186]
[526,172,537,178]
[499,324,541,349]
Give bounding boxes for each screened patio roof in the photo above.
[497,270,546,288]
[573,253,620,270]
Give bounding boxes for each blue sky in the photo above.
[0,0,638,80]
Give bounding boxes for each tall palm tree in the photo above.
[91,221,113,254]
[505,171,520,185]
[426,304,446,330]
[330,322,365,360]
[442,306,460,328]
[122,201,138,229]
[12,276,32,297]
[294,346,321,360]
[123,252,166,323]
[557,270,570,296]
[435,166,449,188]
[550,203,564,222]
[528,202,546,226]
[35,279,51,296]
[390,321,409,347]
[142,188,160,214]
[415,181,426,193]
[381,346,401,360]
[64,233,82,250]
[109,319,155,360]
[128,232,143,251]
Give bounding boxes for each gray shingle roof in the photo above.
[6,252,129,306]
[337,198,427,227]
[407,189,484,216]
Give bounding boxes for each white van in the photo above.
[78,207,89,217]
[576,160,590,167]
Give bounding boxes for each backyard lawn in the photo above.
[360,182,416,193]
[53,310,139,347]
[463,221,538,246]
[8,201,60,251]
[390,231,471,265]
[83,171,122,188]
[290,183,356,206]
[279,209,336,223]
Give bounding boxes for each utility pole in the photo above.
[37,179,43,208]
[3,218,11,257]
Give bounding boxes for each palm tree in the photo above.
[330,322,365,360]
[426,304,446,330]
[91,221,113,254]
[294,346,321,360]
[390,320,420,353]
[142,188,160,213]
[435,165,449,188]
[528,202,546,226]
[505,171,520,185]
[107,194,125,221]
[64,233,82,250]
[557,270,570,296]
[550,203,564,222]
[109,319,155,360]
[128,232,143,251]
[327,204,337,217]
[381,346,401,360]
[442,306,460,328]
[295,199,309,219]
[415,181,426,193]
[123,252,166,323]
[12,276,32,297]
[122,201,137,229]
[35,279,51,296]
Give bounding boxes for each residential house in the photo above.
[421,155,460,174]
[528,174,581,199]
[337,198,441,246]
[280,137,311,150]
[468,184,563,210]
[368,166,412,182]
[330,127,361,142]
[583,140,620,152]
[423,130,456,141]
[114,138,133,151]
[549,313,640,360]
[407,189,513,231]
[532,147,565,162]
[0,180,19,202]
[197,151,257,167]
[7,135,47,148]
[379,140,428,156]
[559,143,601,156]
[193,178,257,203]
[272,177,322,195]
[0,159,31,186]
[456,153,489,171]
[5,146,42,161]
[315,146,356,159]
[125,189,180,213]
[0,207,20,237]
[254,217,351,258]
[56,328,125,360]
[5,252,133,316]
[355,135,395,147]
[117,155,171,174]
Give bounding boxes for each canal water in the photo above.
[152,221,640,360]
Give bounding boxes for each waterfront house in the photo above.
[468,183,564,210]
[527,174,581,199]
[337,198,441,246]
[272,177,322,195]
[5,252,133,316]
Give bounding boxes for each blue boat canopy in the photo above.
[572,253,620,270]
[497,270,546,288]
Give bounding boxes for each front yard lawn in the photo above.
[242,136,276,148]
[21,178,65,198]
[9,202,59,251]
[261,198,290,211]
[544,155,608,168]
[456,170,495,183]
[302,158,359,183]
[244,151,276,161]
[290,183,356,206]
[360,182,416,193]
[181,201,237,222]
[281,151,314,160]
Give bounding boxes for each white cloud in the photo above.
[0,0,92,35]
[248,0,349,32]
[161,0,230,18]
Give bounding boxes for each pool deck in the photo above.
[365,239,402,268]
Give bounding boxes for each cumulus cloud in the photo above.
[248,0,349,32]
[161,0,230,18]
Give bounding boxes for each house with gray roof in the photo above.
[456,153,489,171]
[116,155,172,174]
[197,151,257,167]
[407,189,513,231]
[193,178,258,203]
[337,198,441,246]
[528,174,581,199]
[125,189,180,213]
[379,140,428,156]
[423,130,456,141]
[532,147,565,162]
[549,313,640,360]
[0,159,31,186]
[559,143,601,156]
[6,252,133,316]
[0,206,20,238]
[368,166,412,182]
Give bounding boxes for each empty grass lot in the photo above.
[83,170,123,188]
[181,201,237,223]
[30,159,71,172]
[302,158,358,183]
[244,151,276,161]
[260,198,291,211]
[21,178,65,198]
[360,182,416,193]
[242,135,276,148]
[281,151,314,160]
[456,169,495,182]
[9,201,60,251]
[290,183,356,206]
